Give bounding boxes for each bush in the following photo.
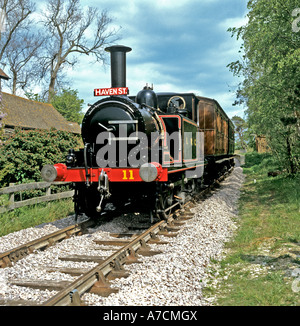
[244,152,283,175]
[0,128,81,187]
[244,152,272,168]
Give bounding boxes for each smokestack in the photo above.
[105,45,132,88]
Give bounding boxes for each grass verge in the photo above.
[0,199,74,237]
[204,153,300,306]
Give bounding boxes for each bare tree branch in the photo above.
[40,0,121,100]
[4,30,44,94]
[0,0,35,62]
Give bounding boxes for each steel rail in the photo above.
[0,219,95,268]
[42,220,167,306]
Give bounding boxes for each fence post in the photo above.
[9,183,15,209]
[46,186,51,196]
[46,186,51,208]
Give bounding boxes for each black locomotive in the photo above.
[41,45,235,220]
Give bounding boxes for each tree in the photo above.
[4,30,44,95]
[0,0,46,95]
[24,91,46,103]
[40,0,120,101]
[0,0,35,61]
[0,0,120,98]
[51,88,84,124]
[228,0,300,173]
[231,115,248,150]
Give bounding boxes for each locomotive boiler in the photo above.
[41,45,235,221]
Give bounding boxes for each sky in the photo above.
[9,0,249,119]
[75,0,249,118]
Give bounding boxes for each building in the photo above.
[1,92,81,138]
[255,135,270,153]
[0,68,9,89]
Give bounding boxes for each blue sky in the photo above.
[13,0,249,119]
[70,0,248,119]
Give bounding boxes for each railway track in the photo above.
[43,214,190,306]
[0,206,193,306]
[0,170,232,306]
[0,219,95,268]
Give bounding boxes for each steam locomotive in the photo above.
[41,45,235,220]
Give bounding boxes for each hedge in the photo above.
[0,128,82,187]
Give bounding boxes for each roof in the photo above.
[1,92,81,134]
[0,69,9,80]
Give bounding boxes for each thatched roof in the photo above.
[1,92,81,134]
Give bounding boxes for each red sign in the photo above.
[94,87,129,96]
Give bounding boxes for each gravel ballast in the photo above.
[0,166,245,305]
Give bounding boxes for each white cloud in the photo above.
[57,0,248,118]
[208,90,245,118]
[218,16,249,31]
[228,107,247,119]
[152,0,219,9]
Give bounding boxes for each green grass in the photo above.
[0,199,74,237]
[215,271,298,306]
[204,153,300,306]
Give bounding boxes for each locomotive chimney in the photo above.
[105,45,132,89]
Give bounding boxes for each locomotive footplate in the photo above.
[41,163,168,183]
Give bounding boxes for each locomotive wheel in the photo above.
[195,177,204,191]
[162,189,174,220]
[155,189,174,220]
[186,179,197,194]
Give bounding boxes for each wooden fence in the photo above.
[0,182,74,214]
